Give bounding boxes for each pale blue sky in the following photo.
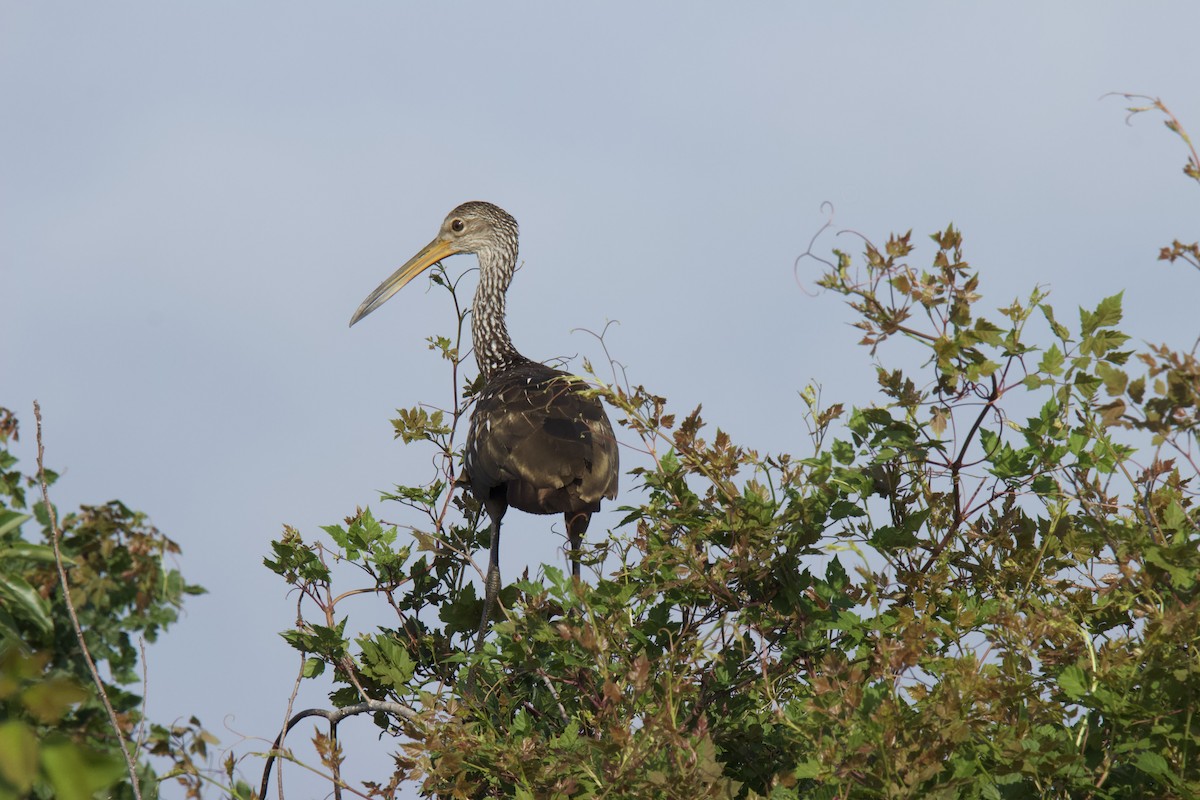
[3,3,1198,796]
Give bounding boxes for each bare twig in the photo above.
[537,669,570,725]
[134,636,149,764]
[793,201,839,289]
[276,604,308,800]
[34,401,143,800]
[1111,93,1200,182]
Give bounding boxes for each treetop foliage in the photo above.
[260,182,1200,796]
[242,99,1200,799]
[4,96,1199,800]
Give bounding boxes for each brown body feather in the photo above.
[465,360,618,520]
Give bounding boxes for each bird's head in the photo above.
[349,201,518,327]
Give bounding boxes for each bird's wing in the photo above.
[465,364,619,514]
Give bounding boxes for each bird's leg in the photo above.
[463,515,501,695]
[473,515,502,655]
[564,511,592,581]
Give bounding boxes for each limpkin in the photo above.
[349,201,619,649]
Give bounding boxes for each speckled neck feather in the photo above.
[468,206,525,379]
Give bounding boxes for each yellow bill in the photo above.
[349,238,458,327]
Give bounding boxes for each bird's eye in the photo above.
[451,218,465,233]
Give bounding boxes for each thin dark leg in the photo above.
[565,511,592,581]
[473,513,503,656]
[466,514,501,696]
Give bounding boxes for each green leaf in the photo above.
[829,500,865,520]
[391,406,452,444]
[1079,292,1123,337]
[1095,362,1128,396]
[1134,750,1171,779]
[0,540,65,566]
[980,779,1002,800]
[39,742,125,800]
[356,635,415,689]
[0,606,27,648]
[0,575,52,638]
[971,317,1004,346]
[831,439,855,465]
[1039,303,1071,340]
[439,582,481,637]
[0,510,30,539]
[1127,376,1146,403]
[20,678,89,724]
[1144,546,1195,588]
[1038,344,1065,377]
[870,525,917,550]
[1083,329,1130,357]
[0,721,37,793]
[1057,666,1088,699]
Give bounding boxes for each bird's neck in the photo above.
[471,249,524,380]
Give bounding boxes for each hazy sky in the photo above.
[4,3,1199,796]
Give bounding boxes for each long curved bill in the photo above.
[349,238,457,327]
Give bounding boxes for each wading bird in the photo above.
[349,201,619,650]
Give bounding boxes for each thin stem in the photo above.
[34,401,143,800]
[276,644,307,800]
[537,670,570,725]
[919,374,1001,572]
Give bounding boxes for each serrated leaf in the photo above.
[1095,362,1128,396]
[1038,344,1065,377]
[1094,292,1124,326]
[1080,292,1123,337]
[1039,303,1071,340]
[357,635,415,689]
[1057,666,1088,699]
[1134,750,1171,778]
[831,439,855,465]
[930,407,948,438]
[972,317,1004,346]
